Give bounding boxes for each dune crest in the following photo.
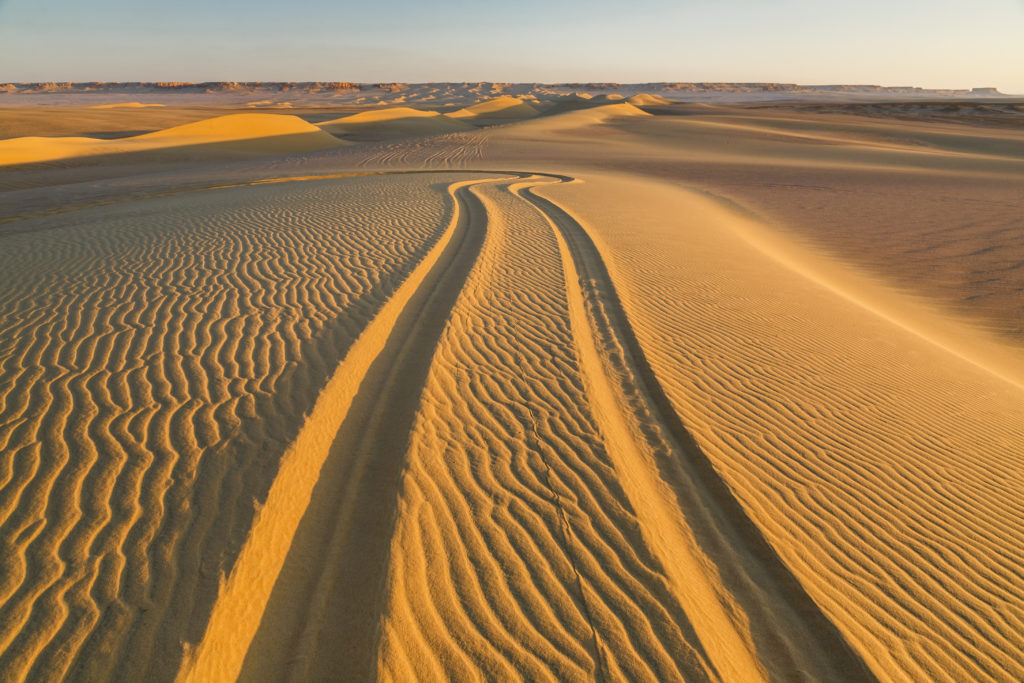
[0,113,345,166]
[506,102,652,134]
[536,172,1024,681]
[318,107,474,138]
[87,102,166,109]
[137,113,328,141]
[627,93,673,106]
[448,95,541,119]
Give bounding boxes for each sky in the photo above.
[1,0,1022,93]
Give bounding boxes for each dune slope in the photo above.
[215,174,871,682]
[373,178,717,681]
[1,96,1023,683]
[537,172,1024,681]
[0,173,483,681]
[0,113,344,166]
[449,96,541,120]
[318,107,474,139]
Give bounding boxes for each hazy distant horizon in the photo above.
[1,81,1018,100]
[0,80,1013,89]
[2,0,1022,94]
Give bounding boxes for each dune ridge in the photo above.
[627,93,673,106]
[448,96,541,120]
[0,113,344,166]
[537,173,1024,680]
[318,107,474,138]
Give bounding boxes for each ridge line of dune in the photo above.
[691,189,1024,392]
[373,176,717,680]
[175,175,506,683]
[518,180,877,681]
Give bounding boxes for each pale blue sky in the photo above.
[1,0,1022,93]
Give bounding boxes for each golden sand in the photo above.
[1,94,1022,681]
[0,113,345,166]
[448,95,541,120]
[318,107,475,139]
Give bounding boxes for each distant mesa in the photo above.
[0,82,1009,101]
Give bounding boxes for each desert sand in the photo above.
[0,113,346,166]
[318,107,474,141]
[1,86,1023,682]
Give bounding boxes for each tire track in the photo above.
[516,179,876,682]
[374,178,718,682]
[2,165,880,681]
[185,175,509,683]
[0,173,486,681]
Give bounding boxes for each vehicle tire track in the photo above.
[1,164,880,681]
[373,177,716,682]
[516,178,876,682]
[177,175,510,683]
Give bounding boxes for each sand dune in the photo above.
[503,102,651,135]
[318,107,474,139]
[0,173,481,680]
[182,173,872,682]
[627,93,673,106]
[1,93,1023,682]
[536,173,1024,681]
[373,177,729,681]
[0,113,344,166]
[180,174,508,683]
[448,95,541,120]
[87,102,166,109]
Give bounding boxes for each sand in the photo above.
[448,95,541,120]
[0,113,345,166]
[87,102,167,109]
[1,90,1023,682]
[627,93,674,106]
[318,107,475,140]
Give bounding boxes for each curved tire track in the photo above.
[178,175,509,683]
[516,179,876,682]
[0,164,876,680]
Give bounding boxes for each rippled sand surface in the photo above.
[1,96,1023,681]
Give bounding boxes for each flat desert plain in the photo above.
[1,86,1023,682]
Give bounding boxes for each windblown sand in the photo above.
[1,93,1023,682]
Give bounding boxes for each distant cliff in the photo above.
[0,82,1007,98]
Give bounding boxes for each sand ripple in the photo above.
[538,173,1024,681]
[376,179,714,681]
[0,173,475,680]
